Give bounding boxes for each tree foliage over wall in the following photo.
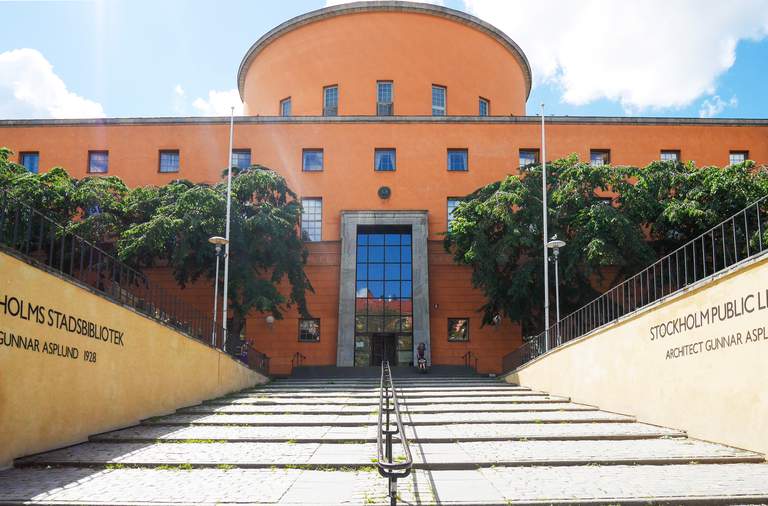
[1,148,312,352]
[445,155,768,335]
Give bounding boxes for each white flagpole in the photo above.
[221,106,235,351]
[541,103,550,351]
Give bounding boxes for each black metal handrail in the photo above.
[0,188,270,372]
[244,343,270,376]
[377,360,413,506]
[291,351,306,369]
[462,351,479,372]
[503,194,768,373]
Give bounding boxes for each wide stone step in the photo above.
[254,385,527,392]
[232,389,543,399]
[214,394,566,405]
[17,439,762,469]
[145,410,635,426]
[92,422,685,443]
[181,401,590,415]
[3,465,768,505]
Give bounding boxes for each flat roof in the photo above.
[236,1,534,101]
[1,116,767,127]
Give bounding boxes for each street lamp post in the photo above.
[540,103,550,351]
[546,236,566,346]
[208,236,229,347]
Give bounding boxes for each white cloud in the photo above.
[0,48,105,119]
[191,89,244,116]
[463,0,768,112]
[699,95,738,118]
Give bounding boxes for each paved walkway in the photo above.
[1,375,767,504]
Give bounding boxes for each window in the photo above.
[377,81,393,116]
[519,149,540,167]
[660,150,680,162]
[374,148,396,171]
[299,318,320,342]
[432,85,446,116]
[479,97,489,116]
[301,198,322,241]
[302,149,324,172]
[729,151,748,165]
[158,150,180,173]
[448,318,469,341]
[231,149,251,169]
[447,198,462,229]
[323,85,338,116]
[19,152,39,173]
[280,97,292,117]
[590,149,610,167]
[447,149,468,171]
[88,151,109,173]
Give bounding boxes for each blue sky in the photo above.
[0,0,767,119]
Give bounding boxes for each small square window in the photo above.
[19,152,39,173]
[447,149,468,171]
[729,150,748,165]
[301,197,322,241]
[303,149,324,172]
[448,318,469,341]
[323,85,338,116]
[590,149,610,167]
[660,150,680,162]
[299,318,320,342]
[280,97,292,117]
[232,149,251,169]
[519,149,540,167]
[88,151,109,174]
[432,85,446,116]
[374,148,396,171]
[479,97,489,116]
[159,150,180,173]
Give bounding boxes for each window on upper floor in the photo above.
[590,149,610,167]
[374,148,396,171]
[479,97,490,116]
[280,97,292,117]
[519,149,540,168]
[19,152,39,173]
[299,318,321,342]
[660,150,680,162]
[729,150,748,165]
[432,85,446,116]
[301,197,322,242]
[302,149,324,172]
[232,149,251,169]
[323,85,338,116]
[377,81,393,116]
[88,151,109,174]
[158,150,180,173]
[447,198,463,229]
[448,318,469,341]
[447,149,468,171]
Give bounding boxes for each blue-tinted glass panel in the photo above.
[303,149,324,171]
[231,150,251,169]
[358,235,368,246]
[402,283,412,298]
[369,234,385,245]
[357,246,368,262]
[88,151,108,173]
[375,149,396,171]
[447,149,468,171]
[401,246,411,261]
[368,263,384,280]
[385,234,400,245]
[385,246,400,262]
[385,264,400,279]
[159,151,180,173]
[356,281,368,297]
[367,281,384,299]
[368,246,384,262]
[357,264,368,280]
[385,281,401,298]
[401,264,412,280]
[19,152,39,173]
[401,234,411,245]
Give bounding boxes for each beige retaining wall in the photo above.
[0,251,268,469]
[506,253,768,454]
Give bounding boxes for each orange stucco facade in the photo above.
[2,2,767,374]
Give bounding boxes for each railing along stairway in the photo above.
[376,360,413,506]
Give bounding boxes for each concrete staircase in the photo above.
[2,375,768,504]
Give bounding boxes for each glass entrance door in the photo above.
[354,226,413,367]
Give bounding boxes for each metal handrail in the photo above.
[0,188,270,371]
[245,343,270,376]
[503,194,768,373]
[377,360,413,506]
[291,352,306,369]
[462,351,479,372]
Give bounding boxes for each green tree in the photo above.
[117,166,313,352]
[444,155,654,335]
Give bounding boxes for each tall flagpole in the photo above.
[221,106,235,351]
[541,103,550,351]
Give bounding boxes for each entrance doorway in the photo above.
[371,333,397,365]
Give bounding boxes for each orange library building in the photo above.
[2,2,767,374]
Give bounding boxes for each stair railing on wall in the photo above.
[503,194,768,374]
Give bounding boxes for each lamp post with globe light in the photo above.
[208,236,229,346]
[546,236,566,346]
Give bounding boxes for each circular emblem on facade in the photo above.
[378,186,391,199]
